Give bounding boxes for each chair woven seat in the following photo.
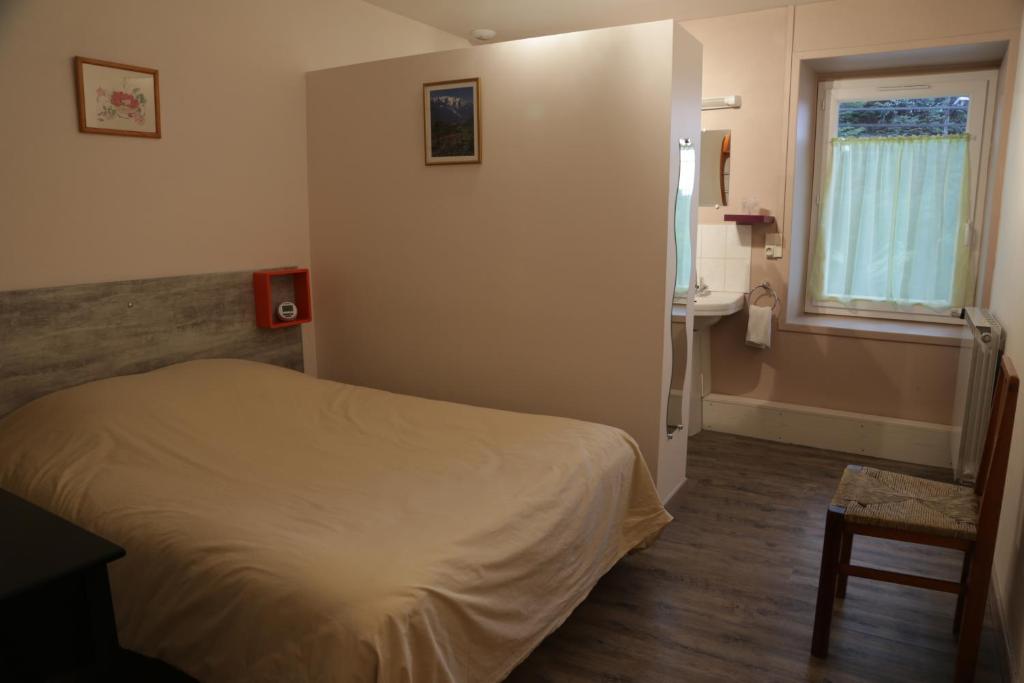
[831,465,979,540]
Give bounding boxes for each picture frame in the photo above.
[423,78,480,165]
[74,56,161,138]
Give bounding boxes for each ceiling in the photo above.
[364,0,829,43]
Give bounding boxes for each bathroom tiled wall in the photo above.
[695,223,751,292]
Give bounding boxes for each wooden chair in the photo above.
[811,356,1020,682]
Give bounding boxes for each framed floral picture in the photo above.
[74,57,161,138]
[423,78,480,165]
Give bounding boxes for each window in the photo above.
[806,70,997,323]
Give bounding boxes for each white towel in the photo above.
[746,305,772,349]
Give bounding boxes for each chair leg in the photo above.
[836,532,853,599]
[954,547,973,636]
[811,506,844,658]
[955,559,992,683]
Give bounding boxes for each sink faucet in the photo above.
[694,276,711,298]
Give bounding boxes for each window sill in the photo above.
[781,311,965,347]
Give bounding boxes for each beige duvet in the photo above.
[0,359,671,682]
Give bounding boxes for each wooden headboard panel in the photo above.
[0,270,304,418]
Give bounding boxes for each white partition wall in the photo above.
[306,21,702,494]
[658,26,702,501]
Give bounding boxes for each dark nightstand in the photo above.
[0,488,125,682]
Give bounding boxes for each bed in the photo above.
[0,358,671,682]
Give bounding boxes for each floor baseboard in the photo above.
[702,393,952,468]
[991,571,1019,683]
[661,476,687,507]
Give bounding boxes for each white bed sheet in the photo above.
[0,359,671,682]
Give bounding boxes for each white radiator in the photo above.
[951,308,1004,483]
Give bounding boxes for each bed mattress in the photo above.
[0,359,671,682]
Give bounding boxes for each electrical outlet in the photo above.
[764,245,783,260]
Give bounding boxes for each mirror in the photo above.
[668,139,696,435]
[699,129,730,207]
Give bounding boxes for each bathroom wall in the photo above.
[670,223,749,392]
[307,21,701,482]
[990,11,1024,675]
[0,0,467,372]
[681,0,1022,425]
[696,224,752,294]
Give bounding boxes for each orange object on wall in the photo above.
[253,268,312,329]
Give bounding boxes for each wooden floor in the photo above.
[506,431,1009,683]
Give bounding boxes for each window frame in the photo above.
[804,69,998,325]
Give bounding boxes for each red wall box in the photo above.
[253,268,312,329]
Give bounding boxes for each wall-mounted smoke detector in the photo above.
[471,28,497,42]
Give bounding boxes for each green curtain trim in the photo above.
[830,133,970,145]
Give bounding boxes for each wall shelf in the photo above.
[253,268,312,329]
[723,213,776,226]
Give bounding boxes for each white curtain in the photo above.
[809,134,972,312]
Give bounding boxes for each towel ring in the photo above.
[747,281,779,312]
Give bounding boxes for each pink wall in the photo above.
[306,22,701,479]
[793,0,1023,53]
[0,0,466,372]
[989,12,1024,673]
[682,0,1022,425]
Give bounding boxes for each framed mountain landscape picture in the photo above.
[423,78,480,165]
[75,57,161,138]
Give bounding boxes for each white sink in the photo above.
[672,290,745,328]
[690,290,746,316]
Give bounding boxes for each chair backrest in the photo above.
[973,355,1020,552]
